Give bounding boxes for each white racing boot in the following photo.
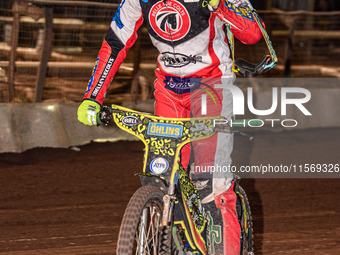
[201,177,233,204]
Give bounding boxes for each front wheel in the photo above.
[116,185,166,255]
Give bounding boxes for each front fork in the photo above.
[162,182,176,226]
[161,181,204,254]
[161,182,186,252]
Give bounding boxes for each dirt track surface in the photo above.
[0,128,339,255]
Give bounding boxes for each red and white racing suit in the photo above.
[83,0,262,254]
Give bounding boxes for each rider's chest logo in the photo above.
[149,0,191,41]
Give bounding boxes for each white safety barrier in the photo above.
[0,101,152,153]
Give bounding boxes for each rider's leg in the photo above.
[192,174,241,255]
[214,181,241,255]
[154,76,242,254]
[190,79,242,255]
[153,78,192,169]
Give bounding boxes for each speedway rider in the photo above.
[78,0,263,254]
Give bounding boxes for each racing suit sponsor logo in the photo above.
[150,157,169,174]
[164,76,202,94]
[149,0,191,41]
[160,52,202,68]
[112,0,125,29]
[229,0,253,9]
[226,1,254,21]
[85,57,100,95]
[122,116,141,126]
[91,57,114,98]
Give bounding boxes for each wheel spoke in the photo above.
[134,204,162,255]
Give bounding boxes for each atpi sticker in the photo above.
[150,157,169,174]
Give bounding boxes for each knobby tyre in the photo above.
[116,185,165,255]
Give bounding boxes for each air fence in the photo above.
[0,0,339,152]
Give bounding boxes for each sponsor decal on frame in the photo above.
[122,116,141,126]
[150,157,169,174]
[147,122,183,138]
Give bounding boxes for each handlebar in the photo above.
[97,105,261,141]
[97,105,123,125]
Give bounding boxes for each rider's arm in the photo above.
[209,0,263,45]
[83,0,144,105]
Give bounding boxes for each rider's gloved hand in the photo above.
[77,99,101,126]
[208,0,219,8]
